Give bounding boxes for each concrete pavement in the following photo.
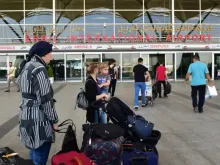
[0,82,220,165]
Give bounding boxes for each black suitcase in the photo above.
[0,147,34,165]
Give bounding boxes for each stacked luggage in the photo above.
[52,97,161,165]
[84,97,161,165]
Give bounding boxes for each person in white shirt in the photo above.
[5,62,20,92]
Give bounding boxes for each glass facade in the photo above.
[0,0,219,82]
[0,0,219,43]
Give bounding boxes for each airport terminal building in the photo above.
[0,0,220,82]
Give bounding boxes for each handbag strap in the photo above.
[55,119,76,133]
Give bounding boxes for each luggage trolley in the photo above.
[138,79,156,107]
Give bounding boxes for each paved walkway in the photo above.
[0,82,220,165]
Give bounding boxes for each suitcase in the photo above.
[121,150,158,165]
[121,143,158,165]
[0,147,34,165]
[51,151,97,165]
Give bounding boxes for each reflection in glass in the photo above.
[9,55,25,76]
[176,52,193,79]
[214,54,220,80]
[85,0,113,9]
[141,54,149,68]
[50,54,65,81]
[0,12,24,44]
[115,11,143,22]
[122,53,140,80]
[25,0,52,10]
[145,0,171,10]
[174,0,199,10]
[56,11,83,24]
[84,54,101,79]
[174,11,200,24]
[56,0,83,10]
[25,25,53,43]
[24,11,53,24]
[66,54,82,81]
[165,53,175,79]
[102,53,121,80]
[199,52,212,77]
[201,0,220,10]
[115,0,143,9]
[149,54,165,77]
[0,0,23,10]
[0,56,7,81]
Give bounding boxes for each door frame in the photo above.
[65,53,83,82]
[140,52,176,81]
[101,52,122,81]
[212,52,220,80]
[0,53,26,83]
[51,53,66,82]
[84,52,102,81]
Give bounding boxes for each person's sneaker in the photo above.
[193,107,197,113]
[134,107,138,111]
[159,96,162,98]
[4,90,10,92]
[164,95,168,98]
[142,104,146,108]
[198,108,203,113]
[17,89,20,92]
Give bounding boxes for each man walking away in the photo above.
[5,62,20,92]
[133,58,151,110]
[185,53,212,113]
[108,59,118,97]
[156,62,168,98]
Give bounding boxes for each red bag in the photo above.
[51,151,97,165]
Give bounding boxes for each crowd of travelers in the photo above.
[1,41,215,165]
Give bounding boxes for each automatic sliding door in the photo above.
[84,54,101,80]
[165,53,175,80]
[214,53,220,80]
[102,53,121,80]
[176,53,193,79]
[149,54,165,78]
[122,53,140,81]
[51,54,65,81]
[0,55,7,81]
[66,54,82,81]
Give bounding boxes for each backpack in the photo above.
[74,79,91,110]
[106,97,135,125]
[109,66,115,79]
[15,60,27,78]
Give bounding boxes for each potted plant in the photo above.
[48,65,54,84]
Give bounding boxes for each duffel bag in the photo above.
[121,150,158,165]
[83,137,124,165]
[0,147,34,165]
[51,151,97,165]
[127,115,154,140]
[165,82,171,94]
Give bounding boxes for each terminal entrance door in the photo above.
[176,53,193,79]
[84,53,101,81]
[214,53,220,80]
[141,53,175,80]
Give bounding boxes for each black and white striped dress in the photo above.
[17,55,58,149]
